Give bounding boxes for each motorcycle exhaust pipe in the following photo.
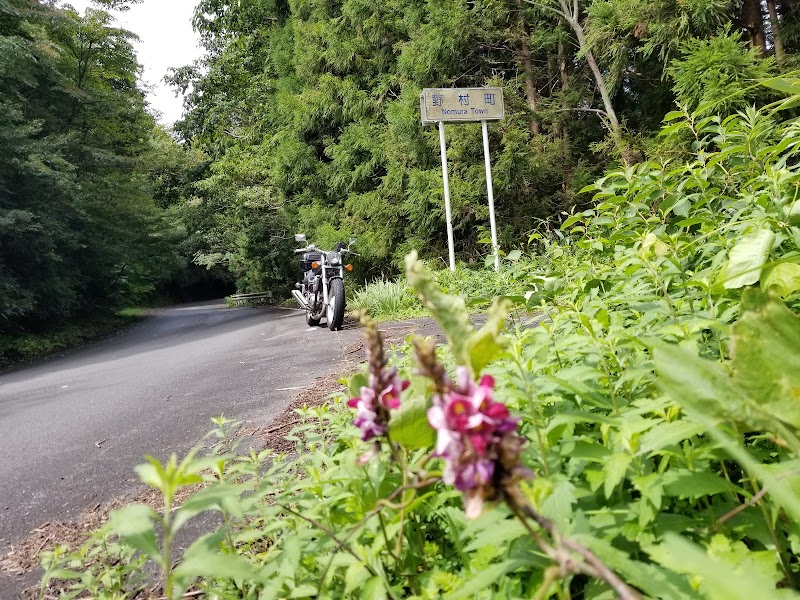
[291,290,309,310]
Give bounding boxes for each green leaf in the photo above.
[761,76,800,96]
[656,344,800,522]
[173,530,255,589]
[663,110,687,122]
[647,534,796,599]
[361,576,388,600]
[173,483,241,531]
[603,453,631,499]
[406,250,474,367]
[731,296,800,428]
[654,343,748,421]
[721,228,775,289]
[506,249,522,261]
[578,534,695,600]
[108,503,161,564]
[289,584,319,597]
[662,470,741,499]
[344,562,371,596]
[348,372,368,398]
[636,421,704,456]
[388,381,435,450]
[448,560,521,599]
[467,298,510,374]
[761,263,800,298]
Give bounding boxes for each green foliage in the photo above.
[668,27,775,114]
[349,278,424,320]
[0,1,198,335]
[0,310,143,371]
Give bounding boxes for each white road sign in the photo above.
[420,87,504,124]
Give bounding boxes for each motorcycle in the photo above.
[291,234,355,331]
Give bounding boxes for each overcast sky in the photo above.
[59,0,203,126]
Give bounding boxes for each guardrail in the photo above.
[227,291,274,307]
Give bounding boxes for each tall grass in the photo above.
[348,279,423,320]
[349,259,542,321]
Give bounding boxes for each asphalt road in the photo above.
[0,301,360,584]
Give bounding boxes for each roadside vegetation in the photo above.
[0,309,145,372]
[39,99,800,598]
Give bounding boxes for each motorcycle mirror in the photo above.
[295,233,306,243]
[349,237,357,246]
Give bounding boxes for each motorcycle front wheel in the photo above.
[327,278,345,331]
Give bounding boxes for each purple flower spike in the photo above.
[427,368,530,518]
[347,320,409,449]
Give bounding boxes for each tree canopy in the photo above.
[169,0,798,289]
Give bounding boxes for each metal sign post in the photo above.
[421,87,505,272]
[481,120,500,271]
[438,121,456,271]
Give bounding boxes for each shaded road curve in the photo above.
[0,301,360,553]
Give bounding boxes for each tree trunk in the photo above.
[516,1,541,136]
[742,0,767,54]
[557,1,629,163]
[766,0,785,62]
[557,37,571,160]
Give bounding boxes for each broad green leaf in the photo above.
[662,470,740,499]
[578,534,694,600]
[108,504,161,564]
[646,534,797,599]
[657,346,800,521]
[344,562,371,596]
[761,76,800,96]
[348,372,368,398]
[654,344,749,421]
[388,382,435,450]
[467,298,510,374]
[448,560,522,599]
[406,251,509,375]
[173,483,241,531]
[361,576,388,600]
[731,296,800,427]
[761,263,800,298]
[721,228,775,289]
[603,453,631,499]
[289,584,319,597]
[636,421,704,456]
[663,110,686,122]
[506,249,522,261]
[173,531,255,589]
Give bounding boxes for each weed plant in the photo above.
[39,103,800,598]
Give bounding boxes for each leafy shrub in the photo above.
[668,26,774,114]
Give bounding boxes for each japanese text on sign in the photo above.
[420,87,504,124]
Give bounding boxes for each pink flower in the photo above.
[427,367,528,517]
[348,366,408,443]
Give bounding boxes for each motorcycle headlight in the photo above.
[327,251,341,265]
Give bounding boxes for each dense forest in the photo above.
[170,0,797,283]
[0,0,227,338]
[2,0,799,329]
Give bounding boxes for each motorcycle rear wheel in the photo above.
[327,278,345,331]
[306,308,320,326]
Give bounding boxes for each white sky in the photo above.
[59,0,204,126]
